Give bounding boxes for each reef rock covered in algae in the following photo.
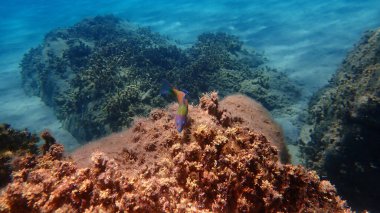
[0,93,349,212]
[0,124,38,187]
[300,28,380,211]
[21,15,300,142]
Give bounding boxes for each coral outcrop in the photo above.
[219,94,290,163]
[0,93,349,212]
[0,124,38,187]
[300,28,380,211]
[21,15,300,142]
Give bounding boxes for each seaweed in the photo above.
[0,124,38,187]
[300,28,380,212]
[0,94,349,212]
[20,15,301,142]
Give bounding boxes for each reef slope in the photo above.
[0,93,349,212]
[300,28,380,211]
[20,15,300,142]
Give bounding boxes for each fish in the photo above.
[161,80,189,132]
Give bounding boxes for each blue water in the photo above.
[1,0,380,151]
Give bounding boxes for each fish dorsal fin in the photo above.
[180,89,189,103]
[182,89,189,95]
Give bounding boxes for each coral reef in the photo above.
[300,28,380,211]
[21,15,301,142]
[0,124,38,187]
[0,93,350,212]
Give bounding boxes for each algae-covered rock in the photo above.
[0,94,349,212]
[300,28,380,212]
[0,124,38,187]
[21,15,300,142]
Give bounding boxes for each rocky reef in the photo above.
[219,94,290,163]
[0,93,349,212]
[300,28,380,211]
[21,15,300,142]
[0,124,38,187]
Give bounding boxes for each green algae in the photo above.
[21,15,300,142]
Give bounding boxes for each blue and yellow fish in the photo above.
[161,80,189,133]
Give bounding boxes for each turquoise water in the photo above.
[1,0,380,150]
[1,1,380,211]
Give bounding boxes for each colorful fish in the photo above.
[161,80,189,133]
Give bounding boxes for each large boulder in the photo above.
[300,28,380,211]
[21,15,300,142]
[0,93,349,212]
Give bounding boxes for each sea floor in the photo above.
[1,0,379,156]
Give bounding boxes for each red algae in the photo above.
[219,94,290,163]
[0,93,350,212]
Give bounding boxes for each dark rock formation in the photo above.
[300,28,380,212]
[0,93,349,212]
[20,15,300,142]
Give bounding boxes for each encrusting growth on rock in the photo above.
[40,130,56,154]
[0,93,350,212]
[300,28,380,212]
[0,124,38,187]
[20,15,301,142]
[219,94,290,163]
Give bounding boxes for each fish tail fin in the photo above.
[160,79,175,97]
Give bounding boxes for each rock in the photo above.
[0,124,38,187]
[0,93,349,212]
[20,15,300,143]
[300,28,380,212]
